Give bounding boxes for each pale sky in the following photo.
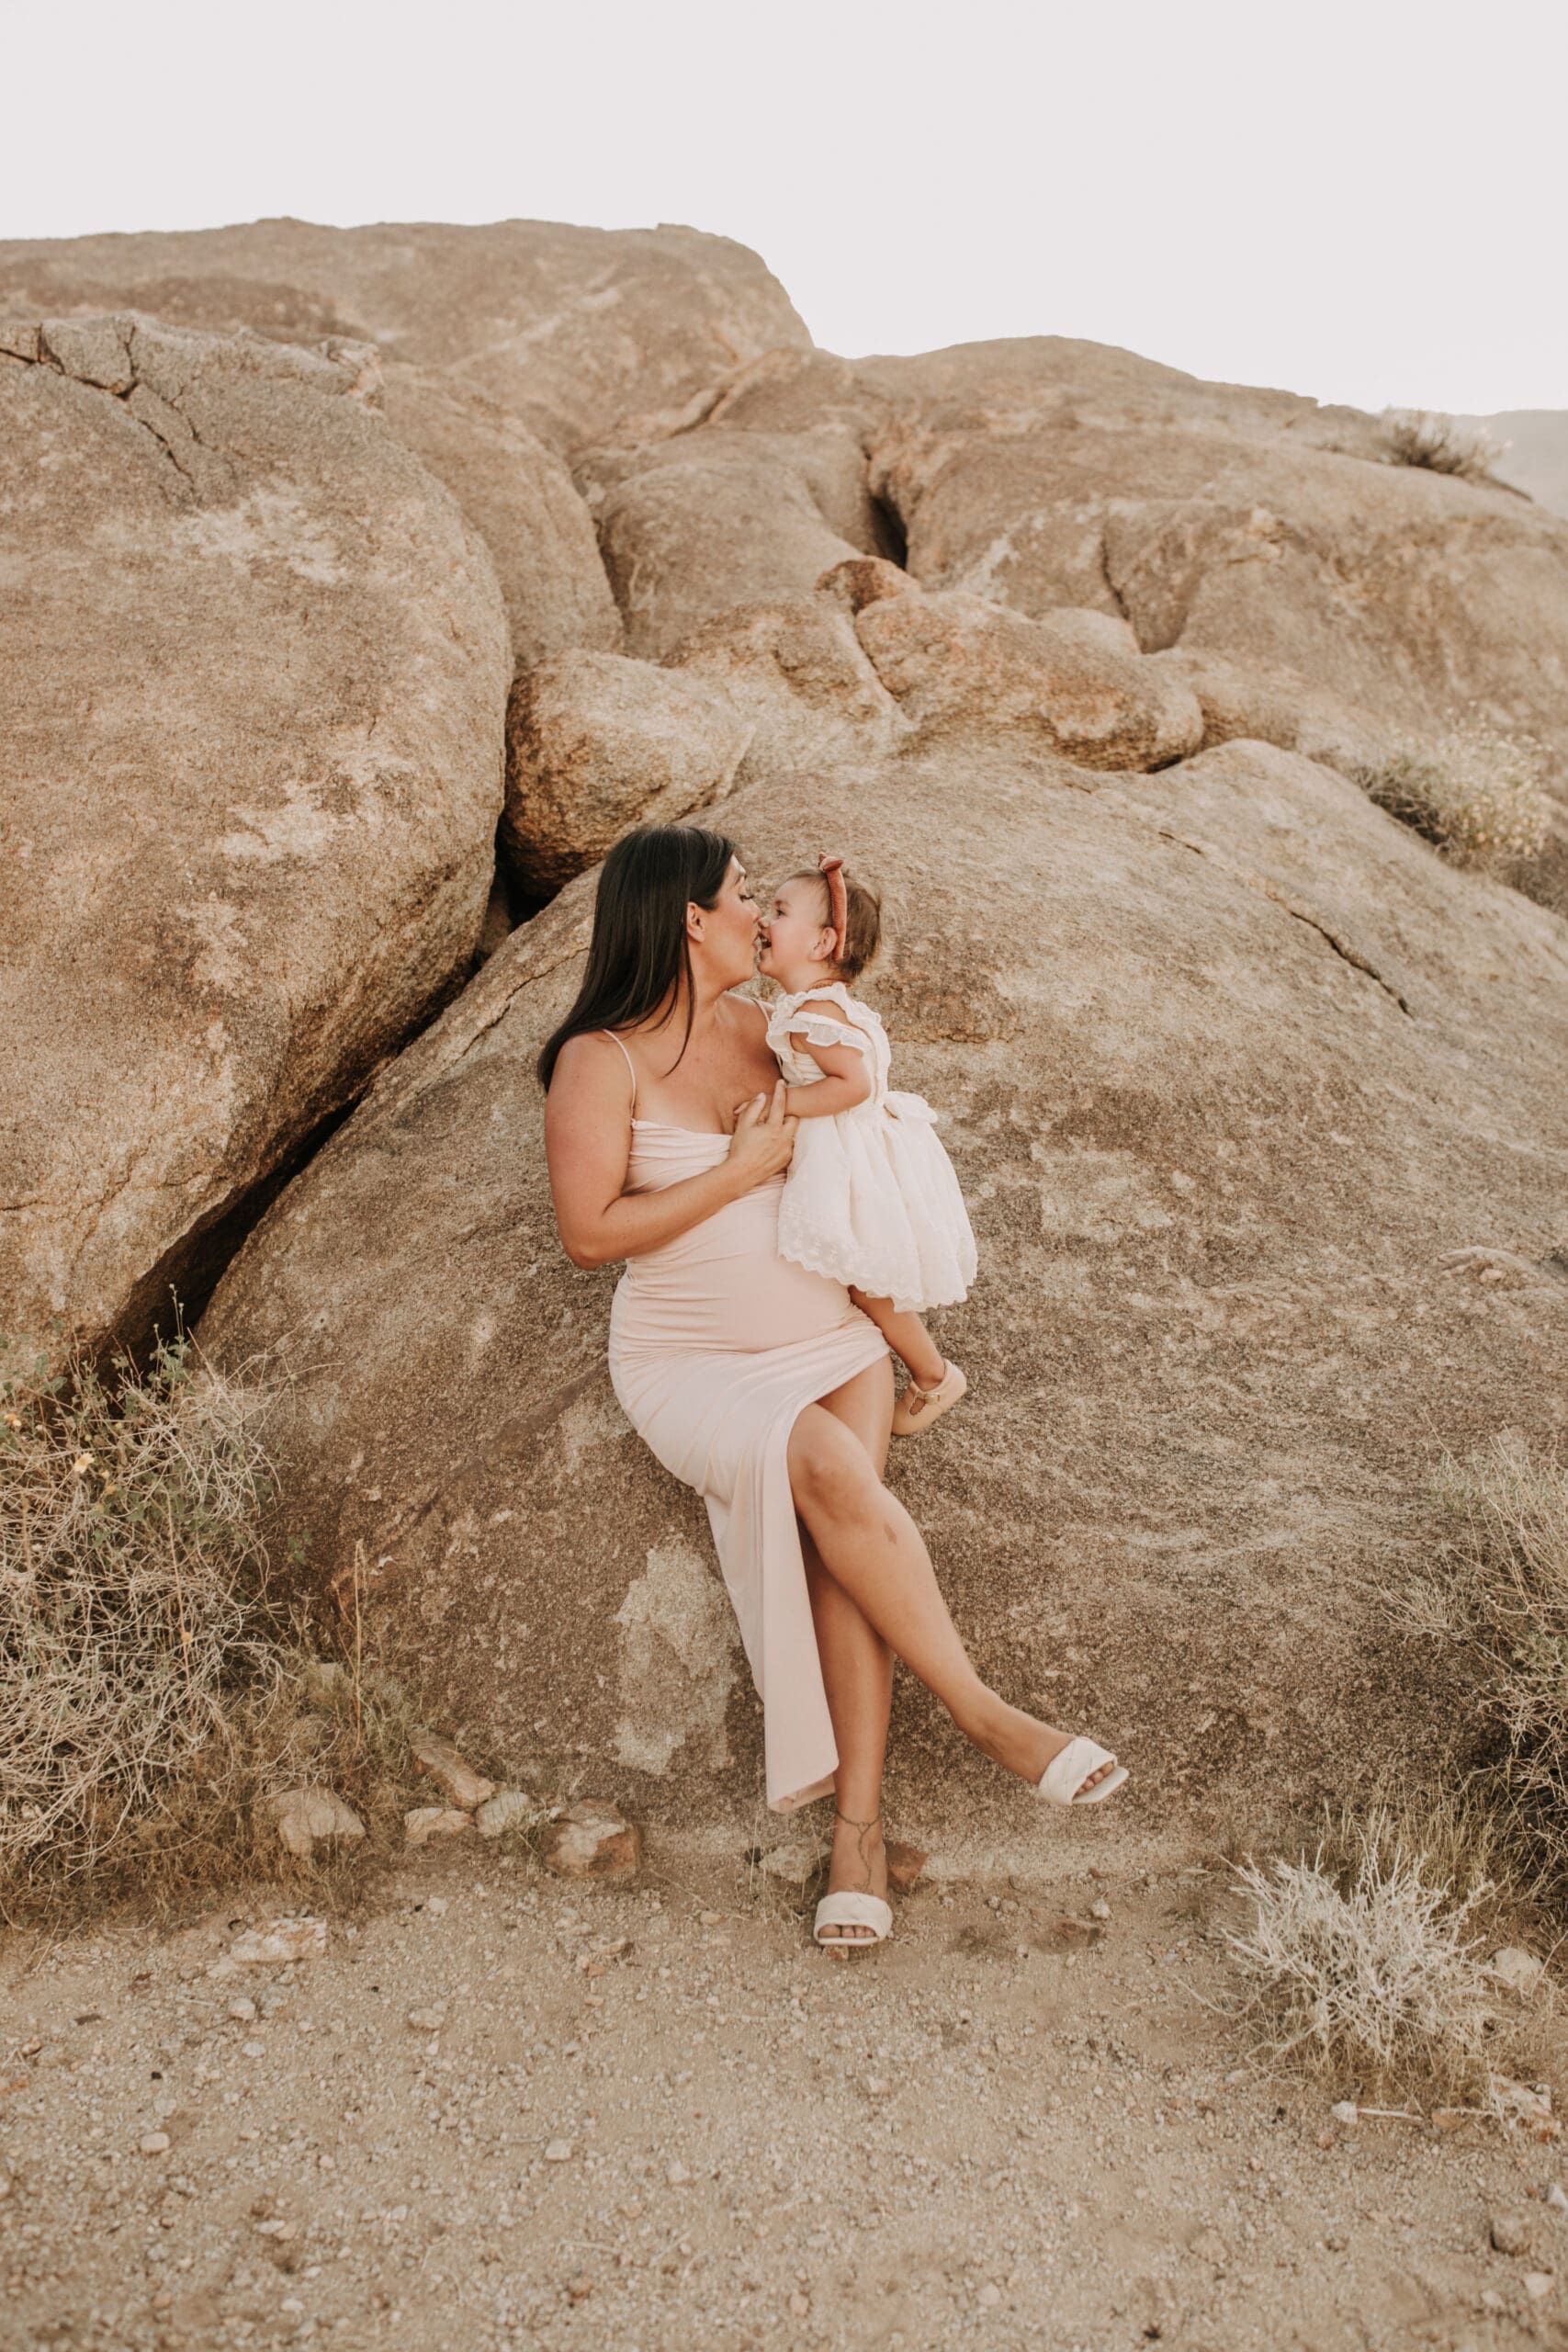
[6,0,1563,418]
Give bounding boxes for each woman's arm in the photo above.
[544,1034,796,1270]
[782,1028,874,1120]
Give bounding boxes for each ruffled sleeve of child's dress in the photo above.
[764,984,875,1060]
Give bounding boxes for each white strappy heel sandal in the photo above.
[813,1892,893,1951]
[1037,1736,1129,1807]
[814,1807,894,1953]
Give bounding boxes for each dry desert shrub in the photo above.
[1,1331,530,1921]
[1382,409,1501,482]
[1390,1438,1568,1878]
[0,1330,297,1911]
[1227,1804,1499,2100]
[1363,721,1554,863]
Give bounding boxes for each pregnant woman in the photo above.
[540,825,1126,1952]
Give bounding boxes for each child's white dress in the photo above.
[766,983,977,1314]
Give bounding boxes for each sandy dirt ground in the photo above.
[3,1825,1565,2352]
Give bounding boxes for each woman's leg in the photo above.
[803,1359,896,1946]
[788,1362,1116,1793]
[802,1524,892,1947]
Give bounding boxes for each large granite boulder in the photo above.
[0,220,807,680]
[852,589,1203,769]
[0,218,811,454]
[578,425,881,659]
[665,593,908,783]
[658,566,1200,779]
[502,591,910,888]
[1149,648,1388,781]
[854,340,1568,773]
[0,314,511,1360]
[200,746,1568,1840]
[626,338,1568,780]
[378,368,621,667]
[501,653,751,896]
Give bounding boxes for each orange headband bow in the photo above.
[818,854,848,959]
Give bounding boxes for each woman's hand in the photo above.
[728,1082,797,1186]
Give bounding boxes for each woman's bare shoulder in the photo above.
[549,1029,635,1102]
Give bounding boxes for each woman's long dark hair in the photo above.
[536,823,739,1089]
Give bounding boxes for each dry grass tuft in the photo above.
[1227,1805,1499,2100]
[1362,722,1554,862]
[1,1329,544,1924]
[1390,1438,1568,1879]
[0,1330,300,1913]
[1382,410,1501,482]
[739,1795,828,1924]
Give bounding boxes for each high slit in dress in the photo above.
[603,1033,889,1813]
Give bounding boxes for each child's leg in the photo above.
[850,1291,947,1389]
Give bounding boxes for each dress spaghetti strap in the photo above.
[600,1029,638,1115]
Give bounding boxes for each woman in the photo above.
[541,826,1126,1952]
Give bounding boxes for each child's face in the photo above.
[756,878,837,992]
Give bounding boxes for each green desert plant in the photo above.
[1382,409,1500,482]
[1364,721,1553,862]
[0,1329,294,1906]
[1226,1804,1500,2099]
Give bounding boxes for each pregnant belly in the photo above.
[612,1177,862,1356]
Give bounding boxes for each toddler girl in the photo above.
[757,854,976,1434]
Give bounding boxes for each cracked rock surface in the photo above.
[0,219,811,458]
[0,221,811,678]
[0,312,511,1359]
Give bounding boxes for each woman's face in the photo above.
[691,856,761,987]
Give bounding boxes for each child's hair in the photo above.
[792,865,882,982]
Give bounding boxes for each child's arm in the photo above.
[782,1021,874,1119]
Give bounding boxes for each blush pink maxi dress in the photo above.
[603,1035,888,1813]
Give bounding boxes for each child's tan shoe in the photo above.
[891,1360,967,1437]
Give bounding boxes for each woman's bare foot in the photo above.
[818,1807,888,1955]
[961,1692,1120,1797]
